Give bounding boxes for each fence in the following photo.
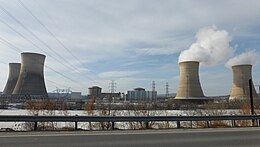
[0,115,260,131]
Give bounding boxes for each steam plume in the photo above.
[179,26,234,66]
[226,50,259,68]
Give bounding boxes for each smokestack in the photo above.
[175,61,205,99]
[229,64,259,101]
[12,52,47,97]
[3,63,21,95]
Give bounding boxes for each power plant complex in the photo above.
[3,52,47,97]
[0,52,259,105]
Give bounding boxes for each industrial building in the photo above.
[175,61,206,101]
[48,92,82,100]
[88,86,102,98]
[88,86,121,100]
[229,64,259,101]
[127,88,157,102]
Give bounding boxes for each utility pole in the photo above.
[166,82,169,98]
[249,79,255,126]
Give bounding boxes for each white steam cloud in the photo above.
[179,26,234,66]
[225,50,259,68]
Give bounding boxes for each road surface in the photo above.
[0,128,260,147]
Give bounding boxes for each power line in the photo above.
[0,18,90,85]
[17,0,102,84]
[0,57,70,90]
[0,18,64,64]
[17,0,86,68]
[0,3,101,85]
[0,35,84,89]
[0,3,101,86]
[45,79,71,90]
[44,65,81,85]
[0,4,82,73]
[0,36,23,52]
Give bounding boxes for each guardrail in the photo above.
[0,115,260,131]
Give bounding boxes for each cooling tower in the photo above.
[3,63,21,95]
[229,64,258,101]
[175,61,205,99]
[12,52,47,97]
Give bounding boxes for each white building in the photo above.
[127,88,157,101]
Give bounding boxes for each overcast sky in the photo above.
[0,0,260,95]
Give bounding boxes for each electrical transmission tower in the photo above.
[152,81,156,100]
[108,80,117,105]
[166,82,169,97]
[109,80,117,94]
[152,81,155,92]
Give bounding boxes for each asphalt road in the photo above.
[0,128,260,147]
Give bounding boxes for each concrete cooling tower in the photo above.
[3,63,21,95]
[229,64,259,101]
[175,61,205,100]
[12,52,47,97]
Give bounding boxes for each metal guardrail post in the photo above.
[75,115,78,130]
[75,121,78,130]
[232,120,236,127]
[34,121,37,131]
[177,121,181,128]
[89,122,92,130]
[34,114,38,131]
[205,121,210,128]
[252,119,255,127]
[145,121,149,129]
[111,122,115,130]
[177,115,181,128]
